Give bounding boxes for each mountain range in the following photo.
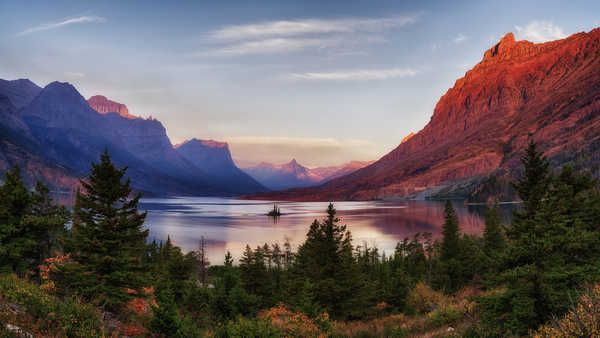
[0,79,268,196]
[247,29,600,202]
[242,159,373,190]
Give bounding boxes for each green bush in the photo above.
[213,317,282,337]
[0,274,102,337]
[426,303,463,329]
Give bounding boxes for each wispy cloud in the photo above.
[454,33,468,43]
[515,21,567,43]
[290,68,418,81]
[195,38,332,56]
[209,15,420,40]
[16,15,106,36]
[195,15,419,56]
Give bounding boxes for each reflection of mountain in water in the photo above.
[137,198,515,264]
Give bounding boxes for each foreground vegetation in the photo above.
[0,142,599,337]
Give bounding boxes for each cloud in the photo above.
[195,14,418,56]
[194,35,386,57]
[195,38,332,56]
[209,15,420,40]
[454,33,468,43]
[290,68,418,81]
[17,16,106,36]
[515,21,567,43]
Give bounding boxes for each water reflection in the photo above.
[138,197,516,265]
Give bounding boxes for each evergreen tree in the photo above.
[437,201,463,292]
[440,201,460,261]
[0,166,33,274]
[54,150,149,312]
[482,148,600,335]
[510,141,550,221]
[149,288,184,337]
[483,202,505,256]
[224,250,233,267]
[0,168,68,276]
[294,203,370,319]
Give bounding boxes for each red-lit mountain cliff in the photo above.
[249,29,600,201]
[88,95,138,119]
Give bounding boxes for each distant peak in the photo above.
[46,81,75,90]
[174,138,228,149]
[501,32,515,44]
[288,159,299,166]
[482,31,536,62]
[88,95,138,119]
[42,81,82,98]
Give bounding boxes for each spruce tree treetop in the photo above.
[512,141,550,219]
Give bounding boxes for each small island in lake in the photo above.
[267,204,282,216]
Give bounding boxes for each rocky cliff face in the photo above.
[88,95,137,119]
[175,139,268,193]
[250,29,600,201]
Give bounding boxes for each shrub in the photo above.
[426,303,462,329]
[259,303,329,336]
[213,317,283,337]
[0,274,102,337]
[407,282,444,314]
[534,284,600,337]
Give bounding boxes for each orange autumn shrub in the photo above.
[407,282,444,313]
[125,285,156,316]
[120,322,147,337]
[259,303,329,337]
[534,284,600,337]
[39,254,72,293]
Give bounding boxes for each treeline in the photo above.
[0,143,599,337]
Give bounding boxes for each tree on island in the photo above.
[267,204,281,217]
[54,150,149,312]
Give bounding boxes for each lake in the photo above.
[138,197,514,264]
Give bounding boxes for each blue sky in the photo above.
[1,0,599,167]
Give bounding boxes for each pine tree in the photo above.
[0,166,33,274]
[483,201,505,255]
[148,288,186,337]
[511,141,550,221]
[482,147,600,335]
[55,150,149,312]
[0,168,68,276]
[440,201,460,261]
[294,203,370,319]
[224,250,233,267]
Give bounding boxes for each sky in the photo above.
[1,0,599,167]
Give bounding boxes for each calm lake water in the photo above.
[138,197,514,265]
